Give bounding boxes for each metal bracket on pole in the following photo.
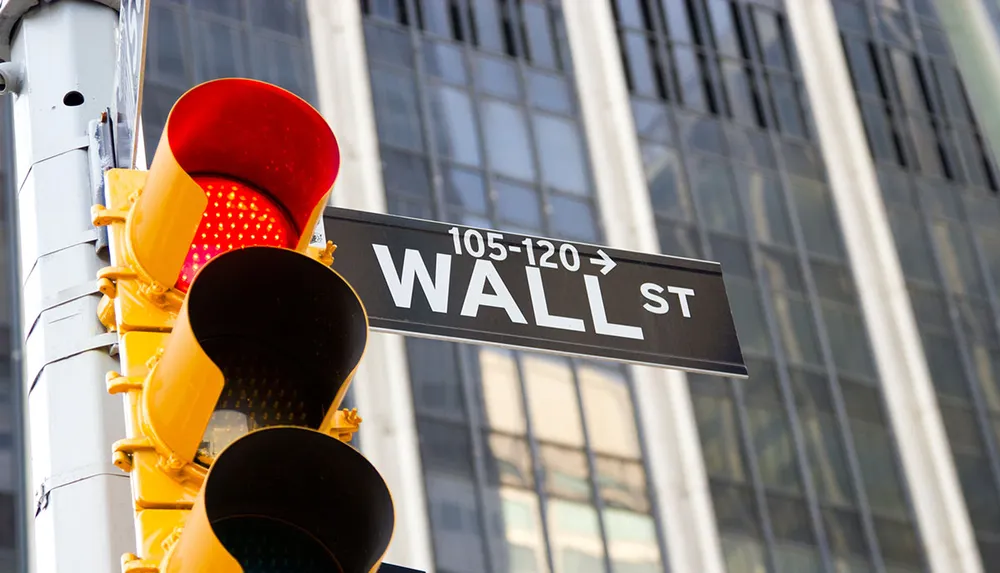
[33,462,123,517]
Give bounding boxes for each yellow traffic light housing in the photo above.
[94,78,396,572]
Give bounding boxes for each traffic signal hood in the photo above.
[93,79,398,572]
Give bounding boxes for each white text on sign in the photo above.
[371,228,697,341]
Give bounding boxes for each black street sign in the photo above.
[323,208,747,377]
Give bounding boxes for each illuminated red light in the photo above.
[175,175,295,292]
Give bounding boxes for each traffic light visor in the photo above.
[142,246,368,464]
[130,78,340,290]
[163,427,394,573]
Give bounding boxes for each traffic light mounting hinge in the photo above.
[121,553,159,573]
[327,407,362,443]
[106,370,143,394]
[306,240,337,267]
[112,437,155,473]
[91,204,129,227]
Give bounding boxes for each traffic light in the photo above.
[92,78,401,572]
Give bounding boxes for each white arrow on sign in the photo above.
[589,249,616,275]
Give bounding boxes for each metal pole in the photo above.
[5,1,134,571]
[931,0,1000,161]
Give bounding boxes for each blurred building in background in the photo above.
[3,0,1000,572]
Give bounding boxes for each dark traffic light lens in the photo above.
[214,516,341,573]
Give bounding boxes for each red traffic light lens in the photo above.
[175,176,295,291]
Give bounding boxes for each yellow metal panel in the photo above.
[129,450,199,510]
[142,307,224,463]
[134,508,190,567]
[129,139,207,289]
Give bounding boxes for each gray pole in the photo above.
[931,0,1000,160]
[2,1,135,571]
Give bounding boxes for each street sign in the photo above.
[323,208,747,377]
[111,0,149,169]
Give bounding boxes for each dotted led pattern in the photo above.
[176,176,295,291]
[197,345,327,462]
[214,516,340,572]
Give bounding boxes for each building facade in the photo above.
[2,0,1000,571]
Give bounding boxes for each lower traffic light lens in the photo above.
[176,176,295,291]
[214,516,341,572]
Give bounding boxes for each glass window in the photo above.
[726,125,776,169]
[888,206,938,284]
[708,0,740,58]
[444,167,488,213]
[523,2,558,69]
[408,338,465,419]
[193,19,247,79]
[549,195,599,243]
[712,235,754,280]
[247,0,305,36]
[642,145,693,220]
[495,179,544,230]
[528,70,572,114]
[660,0,693,43]
[932,62,972,121]
[690,157,743,234]
[878,7,911,48]
[721,535,767,573]
[728,278,772,356]
[423,41,468,84]
[771,291,824,366]
[825,508,870,557]
[425,472,489,573]
[768,495,815,544]
[746,402,801,492]
[770,76,806,138]
[381,148,432,199]
[787,178,844,259]
[429,85,482,166]
[954,452,1000,531]
[632,99,673,144]
[623,31,659,98]
[249,35,313,97]
[908,115,943,178]
[364,22,416,69]
[614,0,645,28]
[739,169,794,247]
[753,8,789,70]
[420,419,476,478]
[843,40,882,98]
[540,443,591,501]
[712,482,760,537]
[476,55,521,99]
[930,220,987,297]
[860,101,902,164]
[534,113,589,194]
[759,249,805,293]
[549,500,606,573]
[722,62,760,127]
[674,46,708,112]
[657,222,702,259]
[693,393,747,481]
[604,509,662,572]
[811,260,856,304]
[680,112,726,155]
[921,330,971,402]
[486,488,548,573]
[478,348,527,434]
[596,456,650,513]
[850,419,908,519]
[471,0,504,52]
[823,305,877,379]
[801,412,854,505]
[481,100,536,181]
[370,67,425,151]
[484,432,534,491]
[420,0,453,37]
[577,365,641,459]
[148,5,190,84]
[890,50,928,111]
[523,355,585,447]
